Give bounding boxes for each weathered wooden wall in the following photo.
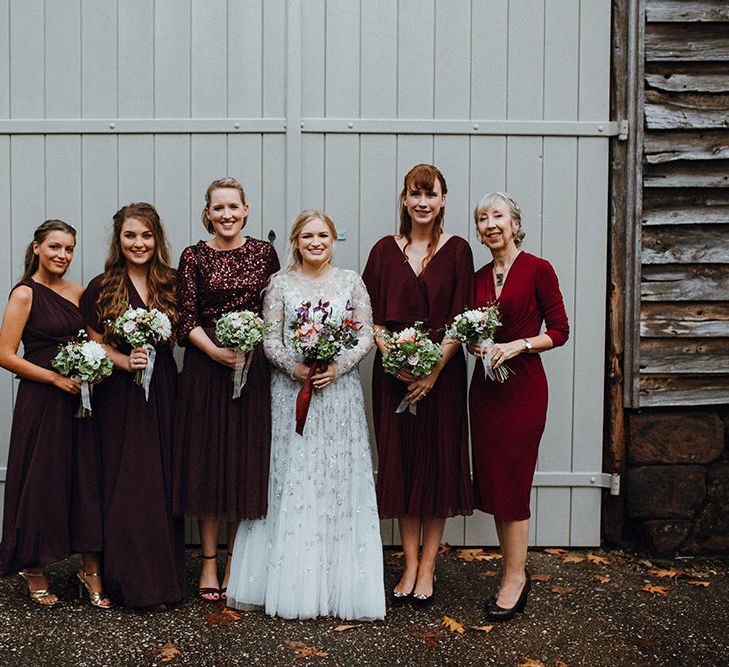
[638,0,729,407]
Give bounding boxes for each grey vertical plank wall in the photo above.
[0,0,612,547]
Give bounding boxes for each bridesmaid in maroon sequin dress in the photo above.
[0,220,108,608]
[173,178,280,602]
[468,193,569,622]
[80,203,185,608]
[363,164,473,607]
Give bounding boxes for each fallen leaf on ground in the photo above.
[594,575,611,584]
[641,584,669,596]
[629,636,655,647]
[480,570,498,577]
[550,585,573,595]
[638,559,653,568]
[471,625,494,633]
[518,658,547,667]
[409,629,443,647]
[204,605,242,627]
[587,553,610,566]
[484,551,503,560]
[544,548,568,556]
[283,640,328,659]
[531,573,551,582]
[648,567,683,579]
[562,554,585,564]
[456,548,491,562]
[438,543,452,555]
[555,661,569,667]
[334,624,362,632]
[151,643,181,663]
[390,550,405,559]
[442,616,466,634]
[687,580,710,587]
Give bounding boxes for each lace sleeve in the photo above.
[262,275,299,378]
[335,272,374,377]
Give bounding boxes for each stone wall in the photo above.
[625,406,729,555]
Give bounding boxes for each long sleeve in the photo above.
[176,245,200,344]
[447,239,475,322]
[334,272,374,377]
[537,259,570,347]
[262,275,299,378]
[362,240,385,325]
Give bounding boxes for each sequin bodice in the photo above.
[176,238,280,342]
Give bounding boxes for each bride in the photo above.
[226,210,385,620]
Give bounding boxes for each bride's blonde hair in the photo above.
[282,209,338,273]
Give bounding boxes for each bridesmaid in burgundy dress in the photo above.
[363,164,473,607]
[0,220,109,608]
[173,177,279,602]
[81,203,185,608]
[468,193,569,622]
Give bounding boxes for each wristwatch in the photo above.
[523,338,532,352]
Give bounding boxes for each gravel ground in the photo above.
[0,547,726,667]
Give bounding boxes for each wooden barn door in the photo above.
[0,0,615,546]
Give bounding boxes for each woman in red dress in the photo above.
[468,192,569,621]
[81,203,185,608]
[0,220,108,608]
[363,164,473,607]
[173,178,279,602]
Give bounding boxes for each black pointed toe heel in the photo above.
[485,570,530,622]
[411,574,437,608]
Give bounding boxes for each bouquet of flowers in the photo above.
[215,310,270,399]
[289,299,361,434]
[52,330,113,417]
[111,306,173,400]
[445,305,513,382]
[380,322,442,414]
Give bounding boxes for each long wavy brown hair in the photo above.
[96,203,178,344]
[398,163,448,271]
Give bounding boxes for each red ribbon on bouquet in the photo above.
[295,361,324,435]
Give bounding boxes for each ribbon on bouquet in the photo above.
[295,360,323,435]
[479,338,497,382]
[80,380,92,414]
[395,396,417,416]
[232,349,253,399]
[140,343,157,401]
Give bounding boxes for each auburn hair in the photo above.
[96,203,178,344]
[398,163,447,271]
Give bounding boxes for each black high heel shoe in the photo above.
[411,574,437,608]
[485,570,530,622]
[390,585,414,606]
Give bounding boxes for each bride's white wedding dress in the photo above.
[226,267,385,620]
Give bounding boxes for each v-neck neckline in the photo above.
[392,234,455,279]
[125,274,149,309]
[490,251,524,300]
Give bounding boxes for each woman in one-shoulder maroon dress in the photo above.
[0,220,107,608]
[363,164,473,607]
[81,203,185,608]
[173,178,279,602]
[468,193,569,622]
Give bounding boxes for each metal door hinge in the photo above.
[610,473,621,496]
[617,120,629,141]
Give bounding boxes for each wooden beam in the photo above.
[645,24,729,61]
[640,338,729,373]
[646,63,729,93]
[646,0,729,22]
[643,187,729,211]
[641,302,729,337]
[645,90,729,130]
[642,225,729,263]
[645,130,729,163]
[643,205,729,225]
[644,161,729,188]
[642,265,729,300]
[639,375,729,406]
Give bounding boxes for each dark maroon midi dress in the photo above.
[469,252,570,521]
[172,239,279,522]
[362,235,474,519]
[0,279,102,576]
[80,274,185,606]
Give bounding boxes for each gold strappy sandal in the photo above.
[18,570,60,607]
[76,570,113,609]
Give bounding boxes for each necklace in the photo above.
[494,251,520,287]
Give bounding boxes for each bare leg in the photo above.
[18,567,58,606]
[494,519,529,607]
[413,516,445,598]
[221,521,238,595]
[198,518,221,600]
[393,515,421,594]
[80,552,112,608]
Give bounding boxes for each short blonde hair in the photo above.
[473,192,525,247]
[284,209,337,271]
